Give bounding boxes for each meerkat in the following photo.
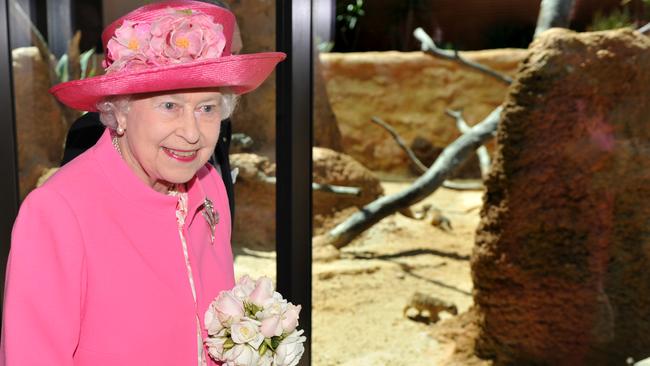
[403,292,458,324]
[411,204,452,231]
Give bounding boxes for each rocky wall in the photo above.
[472,28,650,365]
[319,49,526,177]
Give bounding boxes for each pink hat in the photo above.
[50,0,286,112]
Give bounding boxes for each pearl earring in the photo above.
[116,127,125,135]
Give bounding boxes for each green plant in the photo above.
[56,48,97,83]
[588,0,650,31]
[336,0,364,33]
[589,7,634,31]
[335,0,365,50]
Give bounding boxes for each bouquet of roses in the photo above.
[204,275,306,366]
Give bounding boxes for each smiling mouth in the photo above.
[163,147,198,162]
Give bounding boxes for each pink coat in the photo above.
[1,129,235,365]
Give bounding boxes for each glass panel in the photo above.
[313,1,650,365]
[10,0,70,200]
[6,0,278,360]
[9,0,278,275]
[220,0,278,283]
[108,1,282,281]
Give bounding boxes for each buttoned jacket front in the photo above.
[1,129,235,365]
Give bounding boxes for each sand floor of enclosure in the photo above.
[233,181,490,366]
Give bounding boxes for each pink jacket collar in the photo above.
[92,128,211,223]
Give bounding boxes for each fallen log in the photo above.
[414,27,512,86]
[445,109,492,179]
[370,115,484,190]
[319,106,502,249]
[253,174,361,197]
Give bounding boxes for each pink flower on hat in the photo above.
[104,9,226,73]
[103,21,152,68]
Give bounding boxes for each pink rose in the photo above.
[105,53,150,73]
[193,14,226,58]
[232,275,256,301]
[213,291,244,326]
[165,18,204,61]
[249,277,275,306]
[281,303,301,333]
[259,315,283,338]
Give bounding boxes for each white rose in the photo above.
[259,297,287,319]
[231,318,264,349]
[205,336,228,361]
[204,304,224,336]
[257,352,273,366]
[273,329,306,366]
[259,315,283,338]
[233,275,256,300]
[223,344,260,366]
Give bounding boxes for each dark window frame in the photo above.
[0,0,20,326]
[0,2,317,363]
[276,1,313,365]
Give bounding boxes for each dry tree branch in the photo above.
[319,106,502,249]
[371,115,484,190]
[638,22,650,35]
[413,27,512,86]
[370,116,427,172]
[445,109,492,179]
[254,175,361,197]
[534,0,576,38]
[67,31,82,82]
[316,17,520,250]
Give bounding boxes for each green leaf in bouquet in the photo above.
[223,338,235,350]
[243,302,263,317]
[270,336,282,350]
[258,342,268,356]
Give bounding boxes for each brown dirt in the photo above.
[233,181,490,366]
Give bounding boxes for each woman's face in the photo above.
[115,90,223,193]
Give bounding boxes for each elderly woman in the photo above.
[0,1,284,365]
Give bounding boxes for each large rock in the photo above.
[231,149,382,250]
[13,47,67,199]
[312,147,383,234]
[231,153,276,251]
[471,29,650,365]
[320,49,526,176]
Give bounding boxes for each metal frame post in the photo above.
[276,0,313,365]
[0,0,20,326]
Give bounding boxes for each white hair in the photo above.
[96,95,129,129]
[96,91,239,130]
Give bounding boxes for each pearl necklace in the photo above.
[112,135,177,193]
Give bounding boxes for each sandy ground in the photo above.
[233,181,490,366]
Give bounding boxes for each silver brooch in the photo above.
[202,198,219,244]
